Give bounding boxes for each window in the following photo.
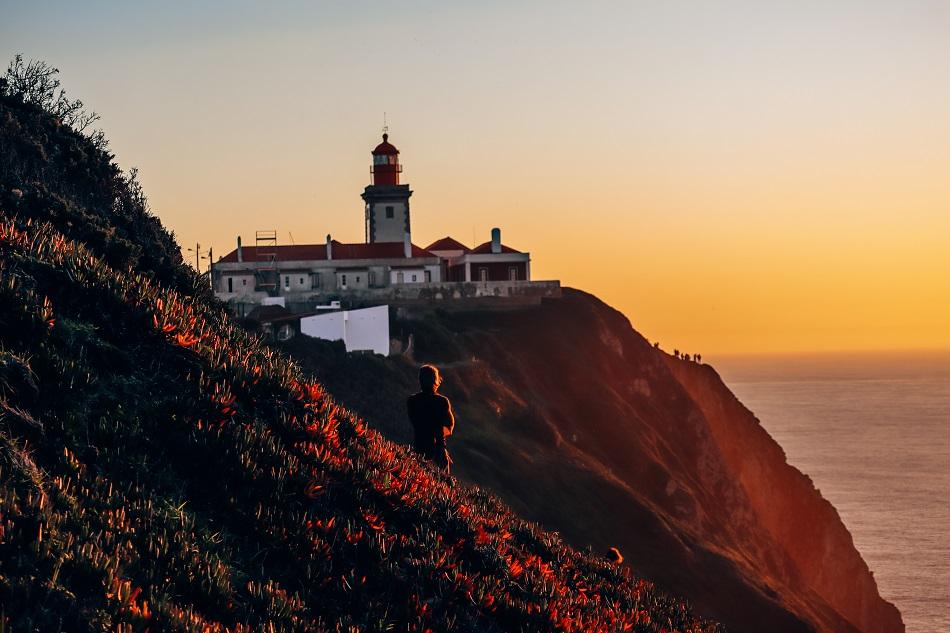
[312,273,321,289]
[227,277,233,293]
[356,276,361,284]
[299,277,304,285]
[411,274,417,282]
[424,270,431,283]
[479,268,488,282]
[284,276,290,289]
[341,274,347,287]
[396,272,404,284]
[385,205,394,219]
[509,267,518,281]
[242,278,247,286]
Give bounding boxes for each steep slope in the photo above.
[283,294,904,633]
[0,76,720,631]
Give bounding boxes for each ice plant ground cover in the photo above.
[0,81,722,632]
[0,219,725,632]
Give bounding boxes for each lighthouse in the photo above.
[363,133,413,244]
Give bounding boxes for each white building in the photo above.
[300,305,390,356]
[427,228,530,283]
[214,235,442,305]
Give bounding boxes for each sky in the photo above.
[4,1,949,355]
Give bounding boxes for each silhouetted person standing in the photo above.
[407,365,455,473]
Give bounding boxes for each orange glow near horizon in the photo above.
[4,2,949,355]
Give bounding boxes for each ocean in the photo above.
[714,351,950,633]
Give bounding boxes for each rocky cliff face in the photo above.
[285,289,904,633]
[664,357,902,633]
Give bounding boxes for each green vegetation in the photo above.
[0,59,722,632]
[0,55,201,297]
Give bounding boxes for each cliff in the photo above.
[664,355,908,631]
[284,292,904,633]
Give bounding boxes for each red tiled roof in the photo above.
[220,244,326,263]
[426,236,470,252]
[470,241,522,254]
[219,241,435,263]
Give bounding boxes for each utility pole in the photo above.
[207,247,213,289]
[187,243,211,276]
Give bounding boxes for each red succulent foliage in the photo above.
[0,216,724,633]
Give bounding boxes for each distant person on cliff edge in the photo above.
[407,364,455,473]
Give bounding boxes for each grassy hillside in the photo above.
[0,66,721,631]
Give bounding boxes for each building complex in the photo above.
[212,133,559,317]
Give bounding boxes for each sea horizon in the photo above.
[712,348,950,380]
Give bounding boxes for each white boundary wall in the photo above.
[300,305,390,356]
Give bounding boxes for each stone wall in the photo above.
[225,280,562,316]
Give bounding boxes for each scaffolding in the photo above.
[255,230,279,294]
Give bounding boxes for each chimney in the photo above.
[403,232,412,258]
[326,234,333,260]
[236,236,243,262]
[491,227,502,254]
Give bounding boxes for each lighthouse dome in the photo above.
[372,133,399,155]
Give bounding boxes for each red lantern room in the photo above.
[371,133,401,186]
